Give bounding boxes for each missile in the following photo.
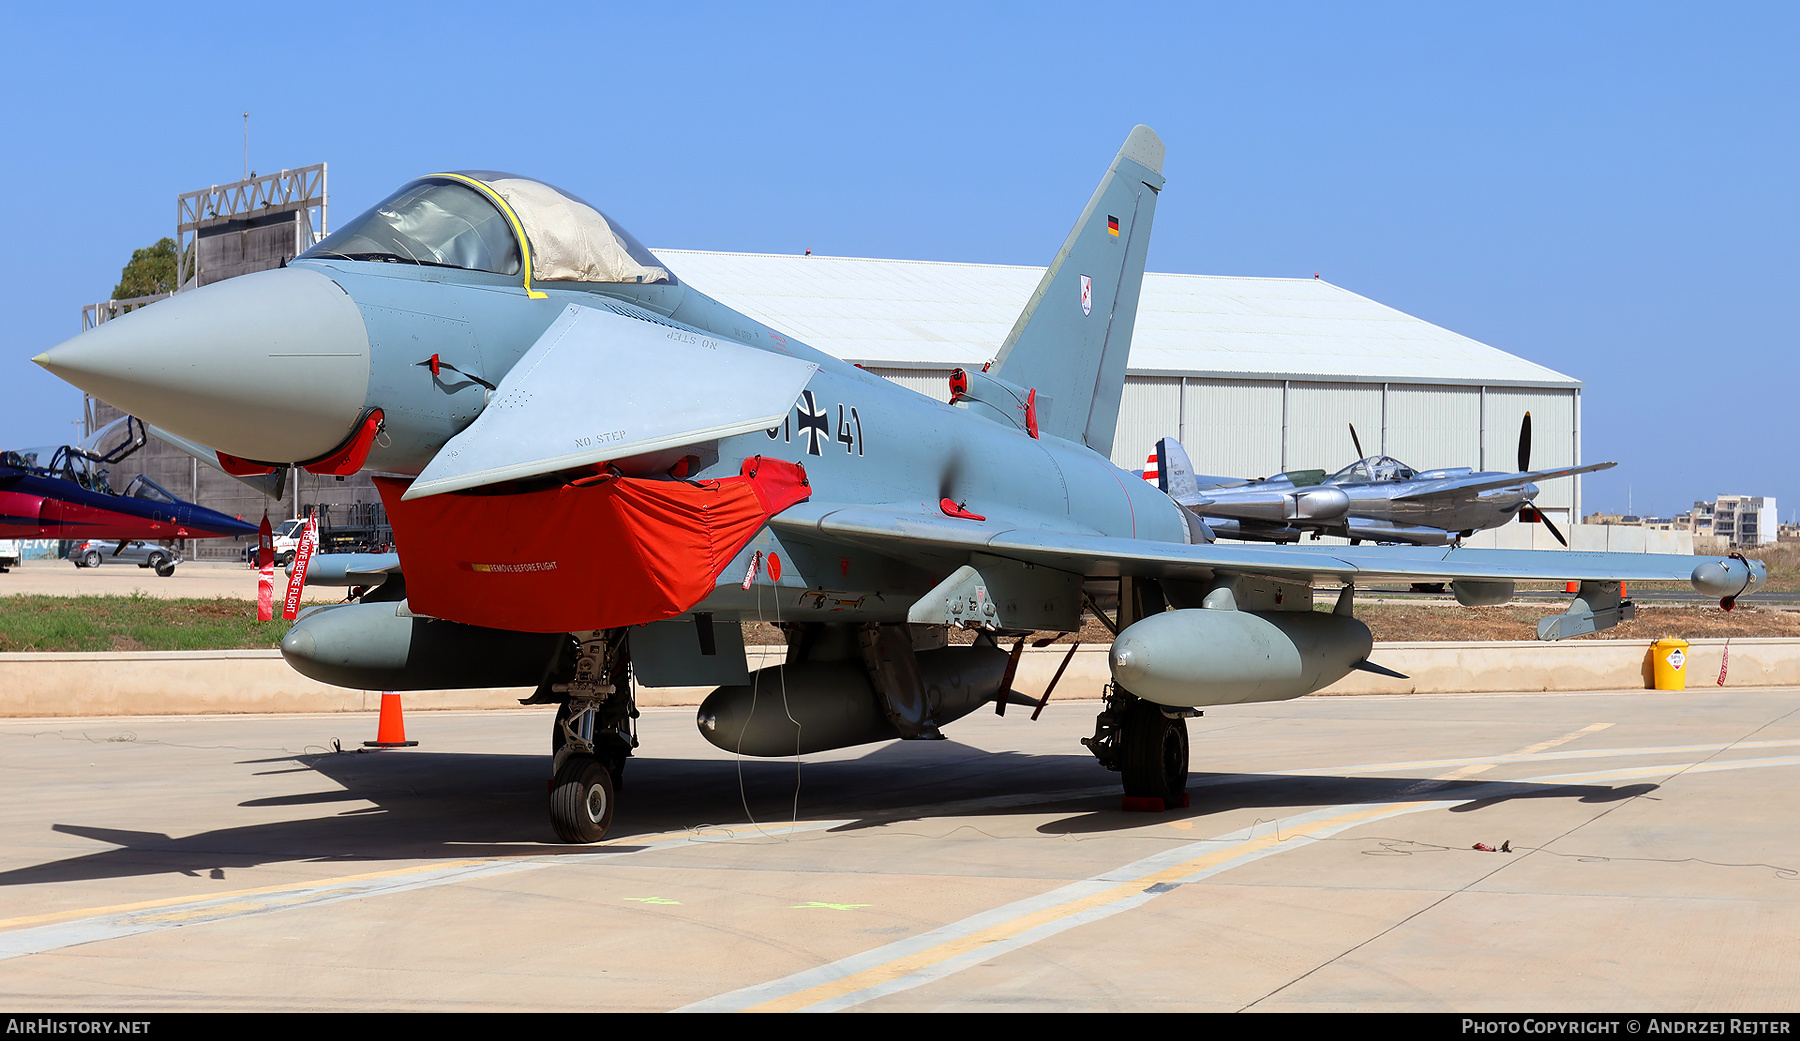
[295,552,401,586]
[281,600,563,690]
[1108,608,1372,708]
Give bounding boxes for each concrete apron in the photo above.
[1,639,1795,718]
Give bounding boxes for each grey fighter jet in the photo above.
[35,129,1763,842]
[1149,416,1613,546]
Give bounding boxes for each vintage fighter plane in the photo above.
[0,416,258,566]
[35,128,1764,842]
[1148,416,1613,546]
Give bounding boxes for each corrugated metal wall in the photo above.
[859,369,1581,520]
[1480,387,1577,515]
[1112,377,1181,472]
[1386,385,1482,469]
[1286,382,1384,474]
[1180,379,1284,479]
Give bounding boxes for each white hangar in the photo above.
[654,249,1588,527]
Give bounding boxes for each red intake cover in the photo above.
[375,457,810,633]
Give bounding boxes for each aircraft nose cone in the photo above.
[35,268,370,464]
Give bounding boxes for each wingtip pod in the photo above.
[1119,125,1165,178]
[1691,557,1766,600]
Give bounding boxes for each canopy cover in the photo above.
[303,172,674,286]
[473,173,673,286]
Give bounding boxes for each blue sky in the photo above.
[3,3,1793,518]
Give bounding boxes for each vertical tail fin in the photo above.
[990,126,1164,455]
[1156,437,1216,544]
[1154,436,1201,503]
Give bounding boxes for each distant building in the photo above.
[1583,512,1681,531]
[1675,496,1778,548]
[1715,495,1778,547]
[661,249,1594,528]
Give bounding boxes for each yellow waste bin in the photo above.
[1650,639,1689,691]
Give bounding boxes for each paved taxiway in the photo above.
[0,558,339,602]
[1,689,1796,1012]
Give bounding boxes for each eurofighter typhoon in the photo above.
[34,128,1764,841]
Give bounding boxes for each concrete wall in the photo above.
[3,639,1794,718]
[1463,522,1693,554]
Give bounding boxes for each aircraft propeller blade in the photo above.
[1348,422,1365,461]
[1518,411,1533,472]
[1539,508,1568,547]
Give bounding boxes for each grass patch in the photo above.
[1350,603,1800,642]
[0,595,289,652]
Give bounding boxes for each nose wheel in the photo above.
[549,754,616,843]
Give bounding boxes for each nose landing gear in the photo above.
[545,629,637,843]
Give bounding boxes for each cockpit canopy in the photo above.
[0,416,150,495]
[122,474,179,505]
[1331,455,1417,483]
[301,172,675,286]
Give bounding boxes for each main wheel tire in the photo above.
[155,561,176,577]
[549,754,615,843]
[82,551,102,568]
[1119,697,1189,805]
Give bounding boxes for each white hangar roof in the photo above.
[651,249,1580,390]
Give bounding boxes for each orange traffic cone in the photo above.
[364,691,418,748]
[1565,582,1579,593]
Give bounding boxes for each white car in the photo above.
[0,539,19,573]
[244,519,306,568]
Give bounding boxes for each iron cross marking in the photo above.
[796,390,829,456]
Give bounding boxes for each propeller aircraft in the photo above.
[34,128,1764,842]
[1,416,258,566]
[1148,414,1611,546]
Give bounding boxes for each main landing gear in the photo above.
[544,629,637,843]
[1079,576,1192,810]
[1083,685,1193,810]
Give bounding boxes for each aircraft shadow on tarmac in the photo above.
[3,741,1658,888]
[1034,775,1661,836]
